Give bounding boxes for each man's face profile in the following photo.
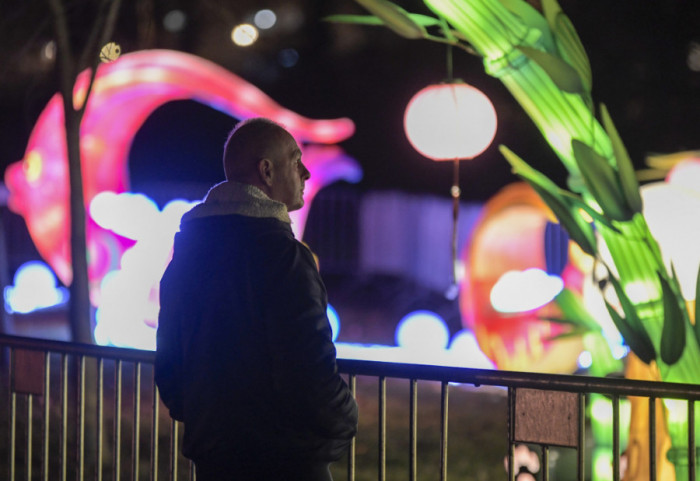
[266,130,310,212]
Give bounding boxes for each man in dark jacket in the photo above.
[155,118,358,481]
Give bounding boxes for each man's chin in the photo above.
[287,200,304,212]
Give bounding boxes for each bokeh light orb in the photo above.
[327,304,340,342]
[254,9,277,30]
[231,24,258,46]
[396,310,450,351]
[404,82,497,161]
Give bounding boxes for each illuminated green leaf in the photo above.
[517,46,584,94]
[354,0,426,39]
[600,104,642,214]
[557,190,621,233]
[572,140,633,221]
[604,300,655,364]
[542,0,591,91]
[496,0,556,53]
[606,274,656,364]
[500,145,596,255]
[545,327,589,342]
[553,288,602,331]
[323,14,385,25]
[658,272,686,365]
[324,13,441,27]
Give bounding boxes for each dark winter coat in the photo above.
[154,182,358,480]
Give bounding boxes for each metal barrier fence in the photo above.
[2,333,700,481]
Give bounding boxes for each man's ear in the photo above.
[258,158,274,187]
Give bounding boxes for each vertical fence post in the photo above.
[578,393,585,481]
[152,382,160,481]
[409,378,417,481]
[507,387,515,481]
[613,394,620,481]
[690,399,696,481]
[114,359,123,481]
[42,351,50,481]
[170,419,179,481]
[348,374,356,481]
[78,355,86,481]
[60,354,68,481]
[649,396,657,481]
[97,357,104,481]
[133,362,142,481]
[440,381,449,481]
[378,376,386,481]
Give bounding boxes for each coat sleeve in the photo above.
[259,237,358,459]
[154,264,185,422]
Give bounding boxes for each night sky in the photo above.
[1,0,699,204]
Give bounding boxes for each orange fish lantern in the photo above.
[459,182,585,373]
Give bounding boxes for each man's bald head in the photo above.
[223,118,289,183]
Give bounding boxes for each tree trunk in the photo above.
[64,107,93,344]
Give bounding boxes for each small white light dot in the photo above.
[578,350,593,369]
[163,10,187,33]
[41,41,56,61]
[232,24,258,47]
[254,9,277,30]
[688,41,700,72]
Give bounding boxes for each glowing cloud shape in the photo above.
[490,268,563,313]
[92,194,200,349]
[4,261,68,314]
[396,310,450,352]
[4,49,360,305]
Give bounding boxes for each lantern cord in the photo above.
[446,44,454,82]
[448,157,460,299]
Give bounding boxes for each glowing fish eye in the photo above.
[100,42,122,63]
[24,151,43,182]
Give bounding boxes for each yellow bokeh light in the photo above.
[231,24,258,47]
[24,150,43,183]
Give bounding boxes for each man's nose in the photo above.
[300,163,310,180]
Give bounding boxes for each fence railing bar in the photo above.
[7,335,700,481]
[690,399,696,481]
[10,388,16,481]
[347,374,356,481]
[60,353,68,481]
[97,357,104,481]
[43,351,50,481]
[337,359,700,400]
[378,376,386,481]
[78,355,86,481]
[507,387,515,481]
[578,392,585,481]
[439,381,448,481]
[114,359,123,481]
[170,419,179,481]
[27,394,33,481]
[134,362,142,481]
[613,394,620,481]
[0,334,156,363]
[152,380,160,481]
[649,396,657,481]
[409,378,417,481]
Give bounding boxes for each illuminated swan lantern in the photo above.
[5,50,361,307]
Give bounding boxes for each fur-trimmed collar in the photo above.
[181,181,290,224]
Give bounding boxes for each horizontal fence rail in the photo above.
[2,333,700,480]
